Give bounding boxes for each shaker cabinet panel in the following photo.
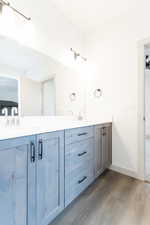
[108,125,112,166]
[65,138,94,174]
[94,124,112,178]
[102,126,112,169]
[0,136,36,225]
[101,126,109,170]
[94,126,103,178]
[65,126,94,145]
[36,131,64,225]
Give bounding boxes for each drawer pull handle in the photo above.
[38,139,43,160]
[78,176,87,184]
[78,132,88,136]
[30,142,36,163]
[78,151,87,157]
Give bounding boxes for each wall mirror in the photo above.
[0,35,83,117]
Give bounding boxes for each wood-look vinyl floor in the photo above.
[50,170,150,225]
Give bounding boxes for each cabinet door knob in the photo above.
[30,142,35,163]
[38,139,43,160]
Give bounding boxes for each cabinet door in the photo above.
[108,125,112,166]
[0,136,36,225]
[101,127,109,169]
[36,131,64,225]
[102,126,112,170]
[94,124,112,178]
[94,126,103,178]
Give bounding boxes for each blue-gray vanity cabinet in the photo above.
[36,131,65,225]
[0,124,112,225]
[94,125,103,178]
[0,136,36,225]
[94,124,112,179]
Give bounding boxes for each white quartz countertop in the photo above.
[0,117,112,141]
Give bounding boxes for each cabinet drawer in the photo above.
[65,166,93,206]
[65,138,93,174]
[65,159,93,184]
[65,126,94,145]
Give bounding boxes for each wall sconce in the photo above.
[94,89,102,98]
[0,0,31,20]
[69,92,76,101]
[70,48,87,62]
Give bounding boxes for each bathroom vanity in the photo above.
[0,121,112,225]
[0,32,112,225]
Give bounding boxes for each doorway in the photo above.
[138,38,150,182]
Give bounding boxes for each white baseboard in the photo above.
[109,165,143,180]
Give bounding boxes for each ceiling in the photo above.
[50,0,140,33]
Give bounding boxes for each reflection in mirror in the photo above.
[42,78,56,116]
[0,76,18,116]
[0,35,84,119]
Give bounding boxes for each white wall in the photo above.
[20,76,42,116]
[0,0,84,67]
[84,10,150,176]
[55,65,86,118]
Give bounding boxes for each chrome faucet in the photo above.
[2,107,8,117]
[11,107,18,117]
[11,107,18,126]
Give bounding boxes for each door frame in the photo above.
[138,36,150,181]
